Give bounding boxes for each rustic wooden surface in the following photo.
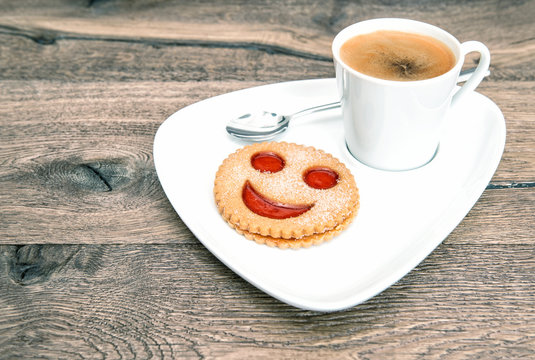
[1,1,534,358]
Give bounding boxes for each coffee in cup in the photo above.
[340,30,456,81]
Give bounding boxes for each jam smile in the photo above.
[242,181,313,219]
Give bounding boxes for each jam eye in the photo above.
[303,167,339,189]
[251,152,285,173]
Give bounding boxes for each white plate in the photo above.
[153,78,505,312]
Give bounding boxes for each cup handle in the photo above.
[451,41,491,106]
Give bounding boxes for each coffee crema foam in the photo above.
[340,30,456,81]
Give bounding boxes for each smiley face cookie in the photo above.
[214,142,359,248]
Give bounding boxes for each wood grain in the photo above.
[1,0,534,358]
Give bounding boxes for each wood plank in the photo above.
[0,242,533,358]
[1,0,534,48]
[1,1,534,81]
[0,33,334,82]
[1,80,534,244]
[482,81,535,183]
[451,187,535,245]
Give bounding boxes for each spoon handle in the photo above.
[289,101,341,120]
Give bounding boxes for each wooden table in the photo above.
[1,1,534,358]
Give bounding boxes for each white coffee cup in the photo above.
[332,18,490,171]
